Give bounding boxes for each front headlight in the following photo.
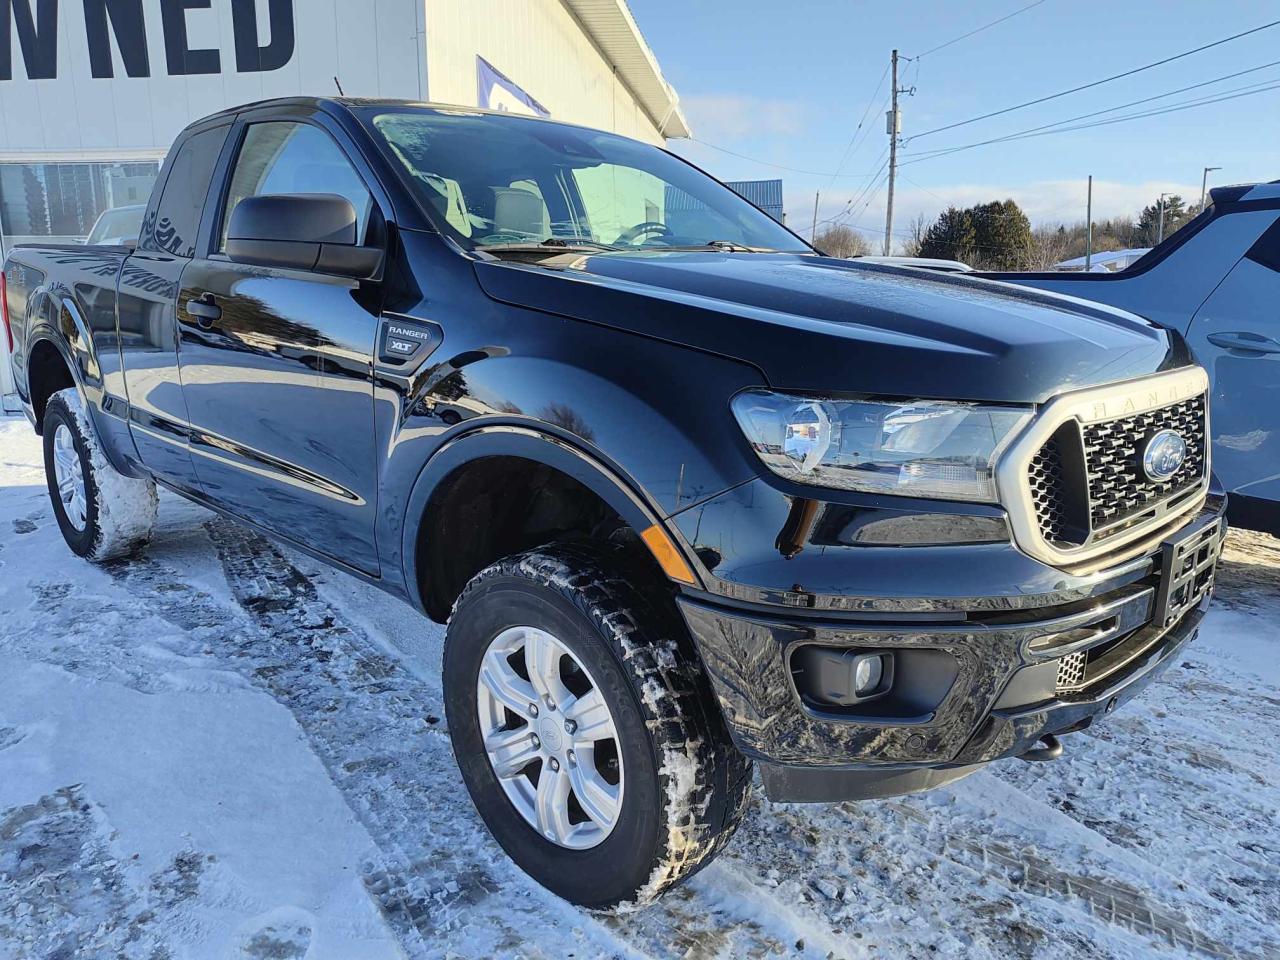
[731,390,1033,502]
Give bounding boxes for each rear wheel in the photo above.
[42,388,158,561]
[444,542,752,909]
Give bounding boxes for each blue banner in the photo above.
[476,57,550,118]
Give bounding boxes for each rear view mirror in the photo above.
[226,193,383,279]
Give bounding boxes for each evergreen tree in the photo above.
[919,199,1032,269]
[1136,195,1188,245]
[919,206,977,264]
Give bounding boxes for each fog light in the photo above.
[853,653,884,696]
[791,647,893,707]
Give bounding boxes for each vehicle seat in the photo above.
[492,187,547,237]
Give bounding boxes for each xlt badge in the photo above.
[378,317,442,367]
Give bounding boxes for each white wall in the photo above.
[1,0,670,158]
[423,0,666,145]
[0,0,425,158]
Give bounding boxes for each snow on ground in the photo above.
[1,414,1277,959]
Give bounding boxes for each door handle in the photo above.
[1206,331,1280,355]
[185,293,222,329]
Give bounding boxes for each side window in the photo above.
[141,126,228,258]
[1245,216,1280,273]
[220,122,372,250]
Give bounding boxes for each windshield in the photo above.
[360,107,809,253]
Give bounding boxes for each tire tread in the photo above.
[450,540,752,909]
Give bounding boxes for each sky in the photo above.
[631,0,1280,249]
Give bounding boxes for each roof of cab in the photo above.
[190,96,662,142]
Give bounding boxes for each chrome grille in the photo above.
[1082,395,1206,531]
[1028,393,1207,550]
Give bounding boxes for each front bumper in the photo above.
[674,494,1226,802]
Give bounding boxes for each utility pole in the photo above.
[811,191,820,242]
[1200,166,1221,211]
[1157,191,1172,244]
[1085,175,1093,271]
[883,49,900,256]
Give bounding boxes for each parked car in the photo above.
[986,181,1280,536]
[854,255,973,273]
[1,98,1225,909]
[84,203,147,247]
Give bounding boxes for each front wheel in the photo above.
[443,542,751,910]
[42,388,158,561]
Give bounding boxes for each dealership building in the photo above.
[0,0,688,399]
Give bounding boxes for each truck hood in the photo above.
[474,251,1188,403]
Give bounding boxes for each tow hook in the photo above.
[1018,733,1064,762]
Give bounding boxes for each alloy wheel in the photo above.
[476,625,624,849]
[52,423,87,532]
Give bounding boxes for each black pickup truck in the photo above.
[1,97,1225,910]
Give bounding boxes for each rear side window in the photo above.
[141,126,228,257]
[219,122,372,250]
[1245,216,1280,273]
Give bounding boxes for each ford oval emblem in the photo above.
[1142,430,1187,482]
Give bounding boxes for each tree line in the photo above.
[814,194,1201,270]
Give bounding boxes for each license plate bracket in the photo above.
[1153,515,1224,630]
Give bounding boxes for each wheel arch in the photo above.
[23,285,98,433]
[402,425,701,622]
[26,333,82,434]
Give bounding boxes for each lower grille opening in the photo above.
[1055,627,1135,691]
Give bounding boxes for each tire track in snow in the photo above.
[106,519,623,960]
[5,503,843,958]
[193,520,849,960]
[866,800,1257,960]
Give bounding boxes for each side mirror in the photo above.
[226,193,383,279]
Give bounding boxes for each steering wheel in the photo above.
[615,221,672,246]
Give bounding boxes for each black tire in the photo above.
[42,388,158,562]
[444,541,752,910]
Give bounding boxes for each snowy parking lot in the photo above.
[1,413,1278,960]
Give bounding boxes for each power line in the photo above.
[834,170,891,234]
[824,63,891,190]
[839,150,891,219]
[916,0,1049,58]
[906,19,1280,142]
[814,167,890,237]
[901,74,1280,166]
[906,58,1280,161]
[897,173,948,204]
[687,137,883,178]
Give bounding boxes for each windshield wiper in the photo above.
[655,240,787,253]
[474,238,623,255]
[538,237,622,251]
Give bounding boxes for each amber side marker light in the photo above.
[641,523,698,586]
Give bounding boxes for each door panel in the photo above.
[119,123,231,491]
[1186,255,1280,504]
[117,251,199,489]
[175,118,382,574]
[177,263,380,572]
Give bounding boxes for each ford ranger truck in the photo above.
[986,180,1280,536]
[1,98,1226,910]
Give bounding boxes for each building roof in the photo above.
[724,179,784,220]
[561,0,691,138]
[1053,248,1150,271]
